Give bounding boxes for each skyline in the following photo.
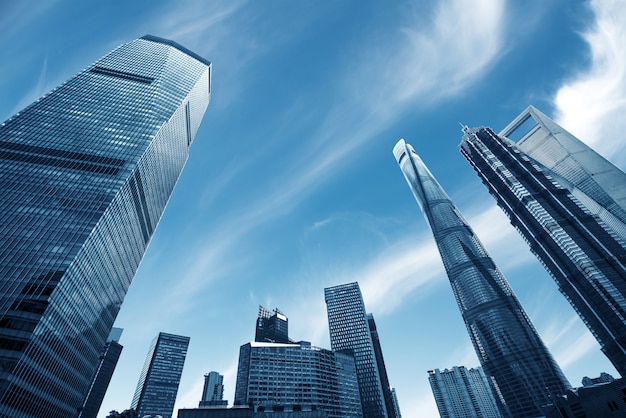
[2,1,626,417]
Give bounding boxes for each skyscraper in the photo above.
[324,282,389,418]
[131,332,190,418]
[459,106,626,375]
[428,366,501,418]
[79,328,124,418]
[200,371,227,408]
[390,389,402,418]
[234,341,363,418]
[393,140,571,417]
[255,306,289,344]
[0,35,211,417]
[367,314,398,418]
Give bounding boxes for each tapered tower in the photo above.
[393,139,570,417]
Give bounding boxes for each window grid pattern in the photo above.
[428,366,501,418]
[324,283,388,418]
[0,36,210,417]
[393,140,571,418]
[461,126,626,377]
[233,341,362,418]
[131,333,190,418]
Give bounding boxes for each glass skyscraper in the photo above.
[0,35,211,417]
[393,140,571,417]
[367,314,399,418]
[131,332,190,418]
[460,106,626,376]
[324,282,391,418]
[79,328,124,418]
[428,366,501,418]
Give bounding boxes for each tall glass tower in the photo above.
[0,35,211,417]
[460,107,626,376]
[393,140,570,418]
[324,282,389,418]
[131,332,190,418]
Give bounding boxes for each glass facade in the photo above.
[393,140,571,418]
[0,35,211,417]
[233,341,363,418]
[428,366,501,418]
[460,109,626,376]
[131,332,190,418]
[367,314,398,418]
[324,283,389,418]
[79,328,124,418]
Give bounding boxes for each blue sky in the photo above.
[2,0,626,417]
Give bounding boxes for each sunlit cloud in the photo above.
[554,0,626,164]
[388,0,505,104]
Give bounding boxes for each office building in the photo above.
[0,35,210,417]
[582,372,615,387]
[393,140,570,417]
[179,406,329,417]
[367,314,398,418]
[255,306,289,344]
[428,367,501,418]
[131,332,190,418]
[390,389,401,418]
[79,328,124,418]
[200,371,228,408]
[543,377,626,418]
[459,106,626,375]
[234,340,362,418]
[324,282,390,418]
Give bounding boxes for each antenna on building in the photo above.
[459,122,470,134]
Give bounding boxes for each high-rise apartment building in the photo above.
[255,306,289,344]
[324,282,390,418]
[460,106,626,375]
[428,366,501,418]
[79,328,124,418]
[393,140,571,417]
[131,332,190,418]
[200,371,227,408]
[0,35,210,417]
[234,341,362,418]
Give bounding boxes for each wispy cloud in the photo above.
[554,0,626,164]
[385,0,505,105]
[555,330,600,369]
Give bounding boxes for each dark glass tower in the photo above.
[79,328,124,418]
[131,332,190,418]
[393,140,571,418]
[367,314,397,418]
[255,306,289,344]
[460,107,626,376]
[0,35,211,417]
[324,282,389,418]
